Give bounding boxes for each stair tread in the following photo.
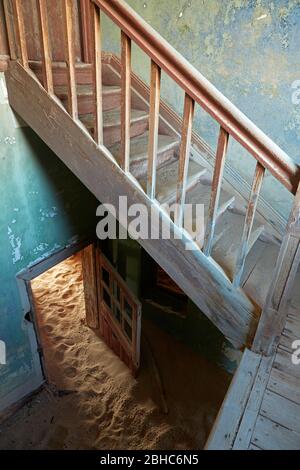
[243,240,280,308]
[108,131,179,166]
[80,108,149,129]
[55,84,120,98]
[211,210,265,280]
[183,182,235,247]
[139,158,206,203]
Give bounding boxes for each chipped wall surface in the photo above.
[103,0,299,220]
[0,73,98,409]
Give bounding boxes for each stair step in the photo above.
[242,240,280,308]
[138,158,206,204]
[183,182,235,248]
[108,131,179,178]
[80,108,149,147]
[210,211,265,281]
[54,84,121,113]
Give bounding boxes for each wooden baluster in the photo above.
[233,162,265,287]
[11,0,28,68]
[3,0,17,60]
[176,93,195,227]
[90,2,103,145]
[62,0,78,119]
[147,61,161,199]
[36,0,53,94]
[203,127,229,256]
[253,181,300,355]
[80,0,92,63]
[120,31,131,172]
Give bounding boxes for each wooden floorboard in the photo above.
[251,415,300,450]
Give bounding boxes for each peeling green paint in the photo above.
[0,73,98,406]
[102,0,300,220]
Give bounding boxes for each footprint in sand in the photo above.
[63,366,77,378]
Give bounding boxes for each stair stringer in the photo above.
[6,60,259,349]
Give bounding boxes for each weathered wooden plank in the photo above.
[203,127,229,256]
[233,354,273,449]
[12,0,28,67]
[273,347,300,380]
[90,2,103,145]
[62,0,78,119]
[80,0,92,63]
[233,162,265,287]
[176,93,195,227]
[81,244,99,329]
[252,415,300,450]
[253,182,300,355]
[268,367,300,406]
[6,61,260,348]
[147,60,161,199]
[120,31,131,172]
[205,349,261,449]
[260,389,300,435]
[3,0,17,60]
[36,0,53,93]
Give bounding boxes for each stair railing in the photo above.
[4,0,300,339]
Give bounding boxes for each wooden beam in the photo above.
[62,0,78,119]
[82,243,99,329]
[3,0,17,60]
[120,31,131,172]
[205,349,262,449]
[36,0,53,94]
[147,60,161,199]
[90,2,103,145]
[6,60,260,349]
[80,0,92,63]
[203,126,229,256]
[233,162,265,287]
[11,0,28,68]
[176,93,194,227]
[253,182,300,355]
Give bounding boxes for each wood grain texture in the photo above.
[253,182,300,355]
[81,243,99,329]
[3,0,16,59]
[80,0,92,63]
[147,60,161,199]
[90,1,103,144]
[36,0,53,93]
[62,0,78,119]
[205,349,261,450]
[203,126,229,256]
[120,31,131,172]
[176,93,195,227]
[12,0,28,67]
[6,60,259,349]
[233,162,265,287]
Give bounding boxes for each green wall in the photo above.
[0,73,99,410]
[102,0,299,221]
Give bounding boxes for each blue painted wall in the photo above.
[103,0,300,219]
[0,74,98,410]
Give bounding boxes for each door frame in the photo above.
[16,237,94,384]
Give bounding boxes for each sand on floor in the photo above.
[0,253,230,450]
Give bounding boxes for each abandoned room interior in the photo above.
[0,0,300,453]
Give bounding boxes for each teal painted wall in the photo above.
[0,73,99,409]
[102,0,299,220]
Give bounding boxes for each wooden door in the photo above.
[82,243,142,375]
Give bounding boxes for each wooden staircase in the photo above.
[3,0,300,368]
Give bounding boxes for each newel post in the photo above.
[252,180,300,355]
